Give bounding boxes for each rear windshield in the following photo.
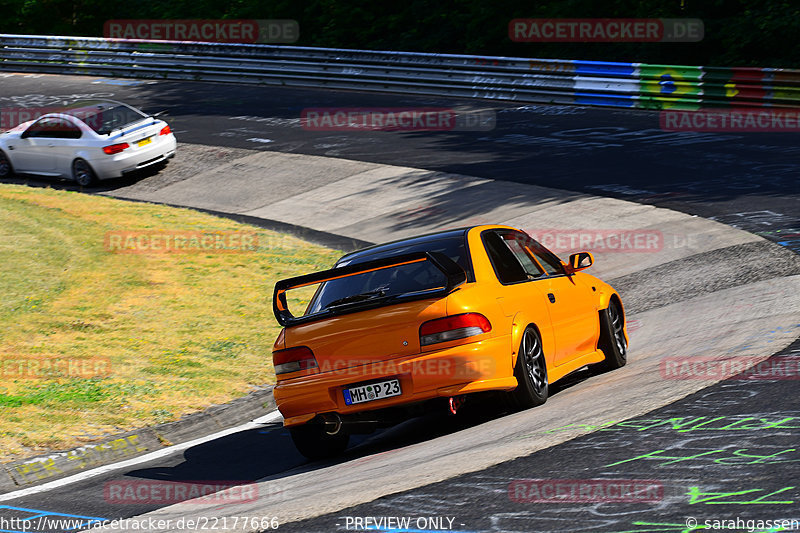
[61,104,147,135]
[305,236,470,315]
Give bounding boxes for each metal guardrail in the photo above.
[1,34,799,109]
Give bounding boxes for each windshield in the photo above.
[305,236,470,315]
[61,104,147,135]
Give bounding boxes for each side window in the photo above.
[523,235,565,275]
[56,119,82,139]
[23,118,53,138]
[482,231,528,284]
[504,233,545,278]
[24,118,82,139]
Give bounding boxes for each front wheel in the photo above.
[72,159,96,187]
[508,326,549,410]
[289,424,349,460]
[596,299,627,371]
[0,150,14,179]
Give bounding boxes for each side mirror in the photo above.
[20,129,31,139]
[568,251,594,273]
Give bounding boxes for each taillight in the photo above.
[102,142,129,155]
[420,313,491,347]
[273,346,317,375]
[159,125,171,136]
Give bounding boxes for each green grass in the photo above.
[0,184,341,461]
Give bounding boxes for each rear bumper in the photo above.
[274,334,515,427]
[89,134,177,179]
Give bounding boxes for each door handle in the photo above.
[548,293,556,303]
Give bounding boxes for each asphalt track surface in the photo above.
[1,73,797,252]
[0,73,799,533]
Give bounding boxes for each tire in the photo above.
[72,159,96,187]
[508,326,549,409]
[596,299,627,371]
[289,424,349,460]
[0,150,14,179]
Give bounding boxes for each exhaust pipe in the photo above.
[322,413,343,435]
[447,395,466,415]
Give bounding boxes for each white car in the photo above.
[0,100,176,186]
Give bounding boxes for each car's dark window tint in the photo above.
[482,231,528,284]
[57,119,82,139]
[23,120,49,138]
[306,236,470,315]
[306,259,448,315]
[25,118,81,139]
[338,237,471,276]
[63,105,146,135]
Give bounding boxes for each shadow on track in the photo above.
[2,163,164,192]
[123,370,595,486]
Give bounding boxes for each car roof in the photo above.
[337,227,474,264]
[40,100,142,120]
[60,101,142,117]
[62,99,133,110]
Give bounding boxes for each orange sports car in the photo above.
[272,225,628,459]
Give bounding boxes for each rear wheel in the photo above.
[596,299,627,371]
[72,159,96,187]
[508,326,548,409]
[0,150,13,179]
[289,424,349,460]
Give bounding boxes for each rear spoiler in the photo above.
[272,251,467,327]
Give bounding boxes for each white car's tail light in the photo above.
[103,142,129,155]
[273,346,318,375]
[159,125,171,136]
[419,313,491,347]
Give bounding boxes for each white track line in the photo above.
[0,410,283,501]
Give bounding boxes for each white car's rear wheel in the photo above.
[0,150,14,179]
[72,159,96,187]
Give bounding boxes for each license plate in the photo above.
[343,379,401,405]
[136,137,152,147]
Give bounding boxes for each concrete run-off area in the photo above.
[97,144,800,529]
